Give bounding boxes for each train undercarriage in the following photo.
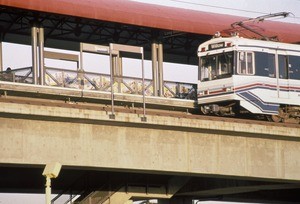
[266,105,300,124]
[200,101,300,124]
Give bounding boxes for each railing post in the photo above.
[31,26,38,84]
[78,68,84,89]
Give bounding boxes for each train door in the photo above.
[276,50,289,99]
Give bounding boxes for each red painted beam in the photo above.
[0,0,299,43]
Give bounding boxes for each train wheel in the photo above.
[271,115,282,122]
[200,106,210,115]
[267,115,282,122]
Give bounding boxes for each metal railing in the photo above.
[43,66,196,99]
[0,66,196,100]
[0,67,33,83]
[163,81,197,100]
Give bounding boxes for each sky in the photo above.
[133,0,300,24]
[1,0,300,203]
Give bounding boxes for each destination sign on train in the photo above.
[209,42,225,50]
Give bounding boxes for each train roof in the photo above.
[198,36,300,54]
[1,0,300,43]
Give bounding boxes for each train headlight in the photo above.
[199,91,205,96]
[226,87,233,92]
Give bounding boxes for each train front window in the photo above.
[200,51,233,81]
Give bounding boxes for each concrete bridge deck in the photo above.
[0,93,300,203]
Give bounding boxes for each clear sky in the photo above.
[133,0,300,24]
[1,1,300,203]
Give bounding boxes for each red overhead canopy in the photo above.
[0,0,300,43]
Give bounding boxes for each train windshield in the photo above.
[200,51,234,81]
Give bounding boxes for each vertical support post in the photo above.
[141,49,146,122]
[117,54,122,93]
[151,42,158,96]
[79,43,83,70]
[42,162,61,204]
[118,54,123,76]
[78,43,85,89]
[109,44,115,119]
[111,55,118,92]
[112,55,117,76]
[45,176,51,204]
[38,27,45,85]
[158,42,164,96]
[0,40,3,72]
[31,26,38,84]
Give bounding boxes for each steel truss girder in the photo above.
[0,6,210,64]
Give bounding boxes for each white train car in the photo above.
[197,35,300,123]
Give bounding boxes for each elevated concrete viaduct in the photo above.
[0,94,299,203]
[1,1,300,203]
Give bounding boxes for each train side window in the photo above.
[254,52,269,77]
[247,53,254,74]
[289,55,300,80]
[278,55,288,79]
[238,52,255,75]
[268,54,276,78]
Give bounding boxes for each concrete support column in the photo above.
[151,41,164,97]
[151,41,158,96]
[31,26,38,84]
[31,25,45,85]
[141,50,146,120]
[158,42,164,97]
[109,50,115,118]
[38,27,45,85]
[45,176,51,204]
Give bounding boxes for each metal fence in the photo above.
[0,66,196,100]
[0,67,33,83]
